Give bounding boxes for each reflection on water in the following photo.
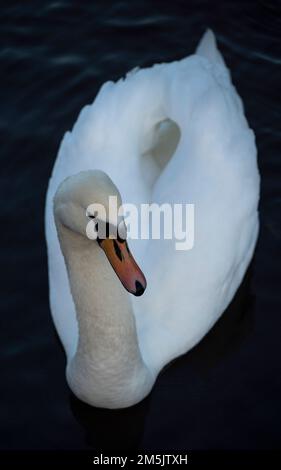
[70,264,254,451]
[70,393,151,451]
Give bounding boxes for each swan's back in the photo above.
[45,30,259,368]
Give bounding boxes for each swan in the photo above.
[45,30,260,409]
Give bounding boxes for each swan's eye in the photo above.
[86,210,97,219]
[117,220,127,242]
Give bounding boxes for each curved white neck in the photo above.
[56,222,155,408]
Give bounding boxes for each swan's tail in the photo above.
[196,29,227,69]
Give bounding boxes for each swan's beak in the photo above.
[99,238,147,296]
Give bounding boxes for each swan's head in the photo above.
[53,170,146,296]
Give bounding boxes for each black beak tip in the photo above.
[134,280,145,297]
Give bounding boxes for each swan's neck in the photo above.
[56,223,154,408]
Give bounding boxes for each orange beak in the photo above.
[99,238,147,296]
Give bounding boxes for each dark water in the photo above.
[1,0,281,456]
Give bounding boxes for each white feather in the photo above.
[45,30,260,408]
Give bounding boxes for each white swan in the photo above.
[45,30,260,409]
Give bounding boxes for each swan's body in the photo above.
[45,31,260,408]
